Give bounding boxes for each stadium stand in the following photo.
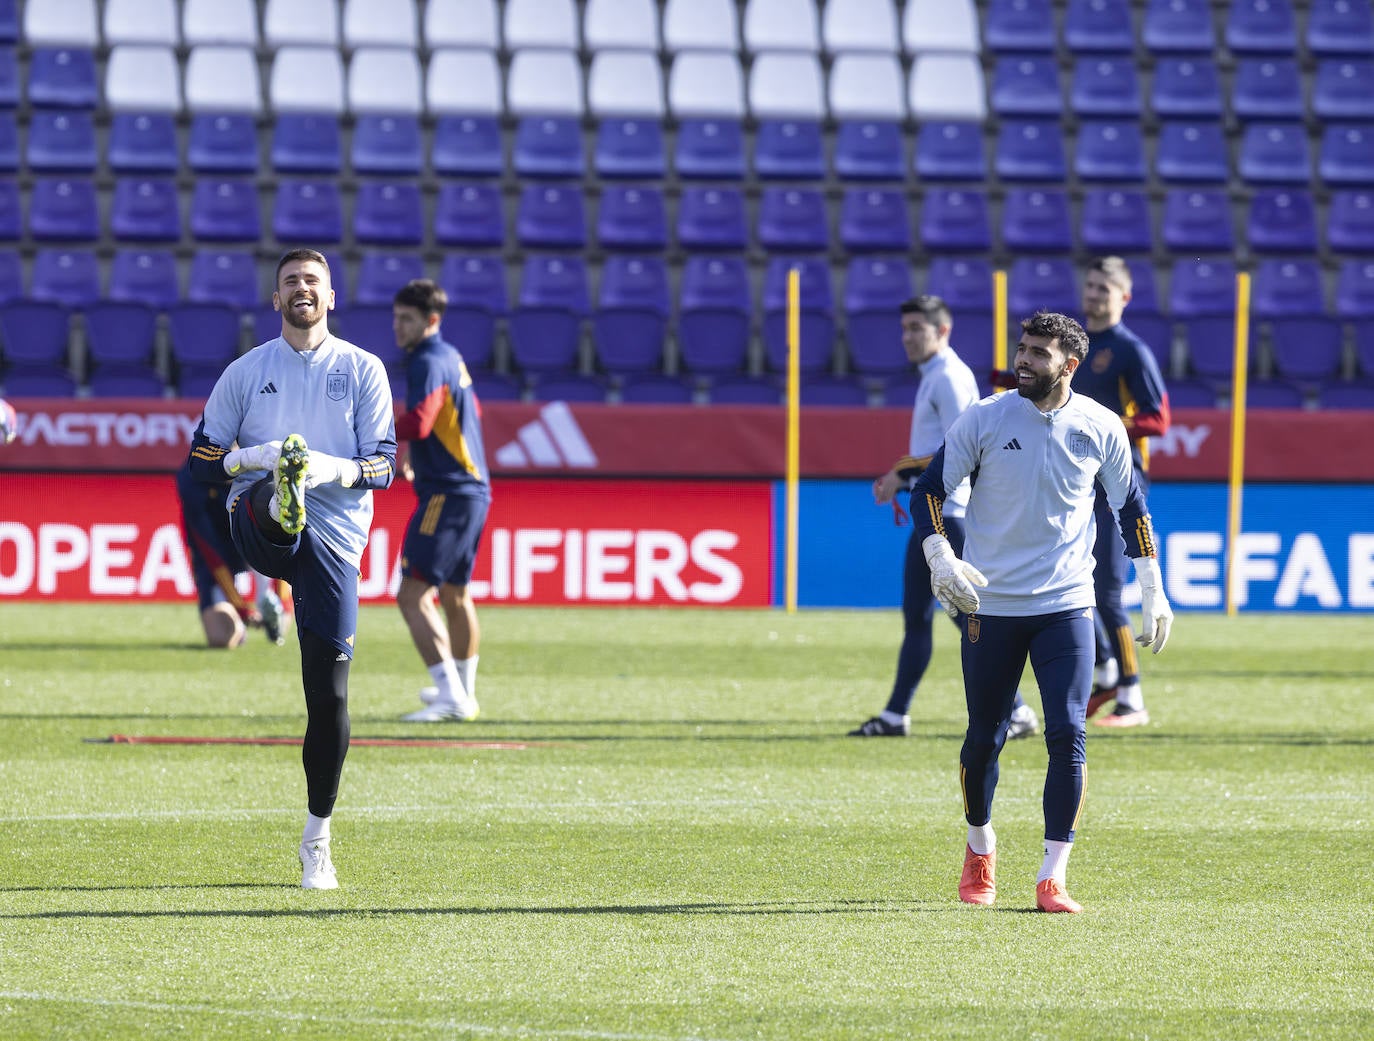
[1,1,1373,407]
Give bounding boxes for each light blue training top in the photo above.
[911,346,978,517]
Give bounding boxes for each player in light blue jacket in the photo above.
[910,311,1174,914]
[188,248,396,890]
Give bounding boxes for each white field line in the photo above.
[0,991,734,1041]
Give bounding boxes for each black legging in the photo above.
[299,627,350,818]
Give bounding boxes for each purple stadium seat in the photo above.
[1269,316,1343,380]
[882,374,922,408]
[83,302,160,391]
[1320,125,1374,186]
[110,177,181,242]
[1314,59,1374,120]
[0,112,14,173]
[1008,257,1079,315]
[0,303,71,381]
[1234,59,1304,120]
[167,302,242,392]
[920,188,991,252]
[1336,259,1374,318]
[1170,258,1238,316]
[356,253,425,306]
[1081,189,1153,253]
[432,115,504,178]
[26,110,97,171]
[27,47,98,107]
[927,257,993,312]
[1126,313,1175,374]
[29,177,99,241]
[352,114,423,176]
[188,114,259,173]
[334,305,404,369]
[188,250,259,308]
[1065,0,1135,51]
[595,118,667,180]
[0,46,15,109]
[1075,120,1147,182]
[675,118,747,180]
[1143,0,1215,53]
[510,255,590,373]
[1162,189,1235,252]
[990,56,1062,117]
[1307,0,1374,56]
[273,180,343,244]
[834,121,905,181]
[1227,0,1298,54]
[1071,57,1143,116]
[1165,377,1218,408]
[1156,121,1229,182]
[0,250,21,303]
[271,113,343,173]
[985,0,1056,52]
[800,376,870,407]
[1247,189,1318,253]
[472,373,523,402]
[514,116,584,179]
[529,373,608,403]
[31,248,99,308]
[1317,379,1374,409]
[1253,259,1326,317]
[437,255,506,371]
[1329,191,1374,253]
[761,257,835,373]
[1125,258,1162,312]
[995,120,1068,181]
[914,121,987,181]
[190,178,261,242]
[597,185,668,251]
[707,376,781,405]
[1180,317,1241,378]
[755,119,826,180]
[516,183,587,250]
[617,373,697,404]
[1151,57,1223,117]
[758,188,829,253]
[593,254,670,374]
[109,249,179,308]
[677,187,749,251]
[679,255,751,375]
[839,188,911,253]
[353,181,424,246]
[109,113,178,173]
[88,369,167,397]
[434,182,504,248]
[1002,188,1074,253]
[1244,378,1306,409]
[1238,123,1312,184]
[845,257,915,374]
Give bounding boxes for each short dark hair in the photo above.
[1086,255,1133,293]
[1020,310,1089,362]
[899,294,951,328]
[393,278,448,317]
[275,248,330,285]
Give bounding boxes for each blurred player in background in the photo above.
[388,279,492,723]
[175,457,289,648]
[1076,257,1172,728]
[851,296,1039,741]
[188,248,396,890]
[910,311,1174,913]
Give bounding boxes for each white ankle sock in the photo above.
[879,710,908,727]
[1094,658,1120,689]
[967,823,996,856]
[1038,839,1072,884]
[427,660,464,704]
[457,655,478,701]
[302,812,330,846]
[1115,681,1144,711]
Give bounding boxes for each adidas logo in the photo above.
[259,381,279,395]
[494,401,598,469]
[1002,438,1023,450]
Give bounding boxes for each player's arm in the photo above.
[394,385,446,441]
[1122,344,1171,439]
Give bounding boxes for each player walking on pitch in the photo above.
[188,248,396,889]
[910,311,1174,913]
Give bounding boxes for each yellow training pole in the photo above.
[992,269,1008,386]
[1224,272,1252,617]
[785,266,801,614]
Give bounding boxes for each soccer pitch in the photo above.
[1,603,1370,1041]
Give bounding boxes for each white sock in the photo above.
[457,655,479,702]
[1115,681,1144,711]
[967,822,996,856]
[268,492,283,524]
[1038,839,1072,884]
[1094,658,1119,689]
[427,660,464,704]
[302,812,330,846]
[879,710,908,727]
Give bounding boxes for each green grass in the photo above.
[1,603,1371,1041]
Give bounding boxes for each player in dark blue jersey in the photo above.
[1075,257,1172,728]
[389,279,493,723]
[175,458,289,648]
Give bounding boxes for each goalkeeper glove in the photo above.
[923,534,988,619]
[1134,555,1173,654]
[223,440,282,475]
[304,452,362,489]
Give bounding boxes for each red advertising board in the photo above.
[0,474,773,606]
[3,398,1372,481]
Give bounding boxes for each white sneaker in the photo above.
[258,593,289,646]
[418,685,439,705]
[299,839,338,890]
[1007,704,1040,741]
[402,696,479,723]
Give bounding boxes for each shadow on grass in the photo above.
[0,897,958,920]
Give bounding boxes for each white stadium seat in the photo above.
[427,48,503,114]
[749,52,826,118]
[343,0,418,49]
[829,53,906,119]
[903,0,981,54]
[264,0,340,49]
[183,0,259,47]
[104,0,179,46]
[589,50,665,117]
[185,46,262,112]
[24,0,99,46]
[424,0,500,49]
[663,0,739,52]
[668,51,746,117]
[270,46,346,113]
[743,0,821,53]
[507,48,584,116]
[584,0,660,51]
[106,45,182,112]
[909,53,987,119]
[505,0,580,50]
[823,0,899,54]
[348,48,423,115]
